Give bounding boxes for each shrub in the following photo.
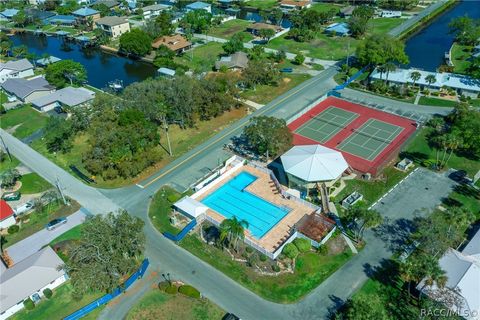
[71,290,83,301]
[165,285,178,294]
[317,245,328,255]
[23,298,35,310]
[422,159,437,169]
[0,105,5,114]
[347,67,359,77]
[334,181,341,188]
[167,193,180,203]
[245,246,253,253]
[247,253,258,267]
[8,225,19,234]
[259,254,268,262]
[329,196,336,202]
[272,264,280,272]
[282,243,299,259]
[431,91,440,96]
[158,281,169,291]
[178,285,201,299]
[43,288,53,299]
[293,238,311,253]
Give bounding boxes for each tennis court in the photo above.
[337,119,404,161]
[294,106,359,143]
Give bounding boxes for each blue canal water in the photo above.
[405,0,480,71]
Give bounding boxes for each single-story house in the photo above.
[72,7,100,25]
[186,1,212,13]
[0,247,68,320]
[142,4,170,20]
[0,8,19,20]
[0,59,34,83]
[46,14,76,26]
[215,51,249,70]
[24,8,55,22]
[1,77,54,103]
[339,6,355,18]
[217,0,237,9]
[152,34,192,54]
[379,10,402,18]
[246,22,282,36]
[95,16,130,38]
[30,86,95,112]
[324,22,350,37]
[280,0,312,10]
[90,0,119,10]
[370,67,480,98]
[0,200,15,230]
[35,56,61,67]
[417,229,480,320]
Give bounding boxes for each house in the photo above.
[246,22,282,36]
[217,0,238,9]
[325,22,350,37]
[339,6,355,18]
[279,0,312,10]
[370,67,480,98]
[72,7,100,25]
[31,87,95,112]
[35,56,62,67]
[0,59,34,83]
[1,77,54,103]
[0,9,19,20]
[46,15,76,26]
[215,51,249,70]
[95,16,130,38]
[0,200,15,230]
[186,1,212,13]
[157,67,176,78]
[0,247,68,320]
[142,4,170,20]
[417,229,480,320]
[24,8,55,22]
[152,34,192,54]
[90,0,119,10]
[379,10,402,18]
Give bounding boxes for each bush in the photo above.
[329,196,336,202]
[282,243,299,259]
[8,225,19,234]
[43,288,53,299]
[347,67,359,77]
[178,285,201,299]
[422,159,437,169]
[259,254,268,262]
[272,264,280,272]
[334,181,341,188]
[293,238,311,253]
[71,290,83,301]
[158,281,169,291]
[0,105,5,114]
[167,194,180,203]
[247,253,258,267]
[245,246,253,253]
[317,245,328,255]
[165,285,178,294]
[431,91,440,96]
[23,298,35,310]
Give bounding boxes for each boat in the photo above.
[108,79,124,91]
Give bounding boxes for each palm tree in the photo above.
[400,259,419,297]
[377,64,386,80]
[424,74,437,89]
[219,216,249,251]
[420,256,448,298]
[444,133,462,167]
[384,61,397,83]
[410,71,421,88]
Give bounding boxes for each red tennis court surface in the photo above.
[288,97,417,175]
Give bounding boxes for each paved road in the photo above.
[6,209,87,263]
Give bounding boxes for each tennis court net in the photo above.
[351,128,396,144]
[309,114,349,129]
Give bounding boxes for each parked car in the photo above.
[1,191,21,201]
[14,201,33,215]
[280,67,293,73]
[46,217,67,231]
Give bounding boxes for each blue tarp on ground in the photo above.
[163,219,197,241]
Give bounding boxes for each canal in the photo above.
[10,33,157,89]
[405,0,480,72]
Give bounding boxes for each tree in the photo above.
[44,116,75,153]
[12,45,27,58]
[0,32,12,57]
[119,29,152,57]
[348,16,369,38]
[448,104,480,157]
[293,53,305,65]
[270,8,283,26]
[448,16,480,46]
[180,10,212,34]
[384,61,397,82]
[356,34,409,71]
[56,0,80,15]
[12,10,27,28]
[424,74,436,88]
[258,28,275,43]
[243,116,292,158]
[409,71,421,88]
[45,59,87,88]
[378,0,419,10]
[63,211,145,295]
[155,11,174,36]
[345,205,383,241]
[219,216,248,251]
[336,295,388,320]
[222,32,245,54]
[243,59,279,89]
[287,28,314,42]
[92,3,110,17]
[1,169,21,188]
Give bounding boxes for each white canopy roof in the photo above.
[174,197,208,218]
[281,145,348,182]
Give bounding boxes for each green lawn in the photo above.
[0,156,20,173]
[310,3,341,14]
[418,96,457,107]
[149,187,353,303]
[451,43,472,74]
[126,289,225,320]
[470,99,480,107]
[208,19,254,41]
[369,18,404,35]
[10,283,103,320]
[0,105,48,139]
[50,224,83,246]
[241,74,311,104]
[19,173,51,194]
[244,0,278,10]
[0,91,8,107]
[175,41,225,72]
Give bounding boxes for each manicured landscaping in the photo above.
[241,74,311,104]
[369,18,404,35]
[126,289,224,320]
[208,19,253,41]
[175,41,225,72]
[243,0,277,10]
[0,156,20,173]
[310,3,342,14]
[19,173,51,194]
[451,43,472,74]
[50,224,83,246]
[0,105,48,139]
[418,96,457,107]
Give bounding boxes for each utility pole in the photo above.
[162,116,172,156]
[55,177,68,205]
[0,134,12,162]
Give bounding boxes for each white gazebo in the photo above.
[280,145,349,193]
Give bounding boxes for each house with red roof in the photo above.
[0,200,16,229]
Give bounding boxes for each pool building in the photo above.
[173,156,336,259]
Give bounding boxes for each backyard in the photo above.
[175,41,225,72]
[0,105,48,139]
[450,43,472,74]
[208,19,253,41]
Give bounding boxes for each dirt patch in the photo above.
[327,234,348,255]
[282,77,291,84]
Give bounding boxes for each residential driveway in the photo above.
[6,209,87,264]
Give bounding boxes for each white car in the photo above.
[14,201,33,215]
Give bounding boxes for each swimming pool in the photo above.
[201,171,290,238]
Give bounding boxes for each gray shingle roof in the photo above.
[1,77,53,99]
[95,16,128,27]
[0,59,34,72]
[31,87,95,108]
[0,247,65,313]
[215,51,249,70]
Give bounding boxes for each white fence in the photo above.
[286,94,328,125]
[296,227,337,248]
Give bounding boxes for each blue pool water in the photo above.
[202,172,290,239]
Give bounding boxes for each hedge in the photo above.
[8,225,19,234]
[43,288,53,299]
[23,298,35,310]
[293,238,311,253]
[178,285,201,299]
[165,285,178,294]
[282,243,299,259]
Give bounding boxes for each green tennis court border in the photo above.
[294,106,359,143]
[337,119,404,161]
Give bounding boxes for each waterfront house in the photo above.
[0,59,34,83]
[152,34,192,54]
[24,8,55,23]
[46,14,76,26]
[0,8,19,21]
[157,67,176,78]
[215,51,249,71]
[72,7,100,26]
[280,0,312,11]
[90,0,120,10]
[142,4,170,20]
[370,67,480,98]
[324,22,350,37]
[1,77,54,103]
[95,16,130,38]
[0,200,15,230]
[186,1,212,13]
[246,22,282,36]
[36,56,62,67]
[31,87,95,112]
[0,247,68,320]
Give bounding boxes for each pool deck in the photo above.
[197,165,316,253]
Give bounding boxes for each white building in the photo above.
[0,200,15,230]
[0,247,68,320]
[142,4,170,20]
[186,1,212,13]
[0,59,34,84]
[379,10,402,18]
[95,16,130,38]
